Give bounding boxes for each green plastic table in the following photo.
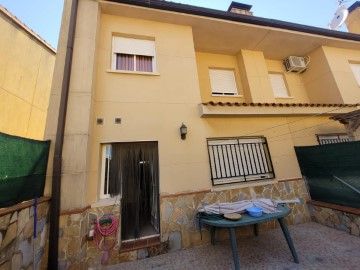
[200,204,299,270]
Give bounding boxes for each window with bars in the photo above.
[316,133,350,145]
[112,36,156,73]
[207,137,275,185]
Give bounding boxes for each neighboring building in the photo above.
[0,5,56,140]
[45,0,360,268]
[346,2,360,34]
[0,6,56,270]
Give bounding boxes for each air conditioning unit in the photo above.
[284,56,308,73]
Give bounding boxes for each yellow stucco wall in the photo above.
[196,52,245,102]
[44,0,100,209]
[266,59,310,103]
[0,12,55,139]
[85,14,350,203]
[302,46,360,104]
[323,46,360,104]
[89,14,207,202]
[196,51,310,104]
[45,1,357,209]
[237,50,275,103]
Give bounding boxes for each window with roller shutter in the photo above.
[112,36,156,73]
[269,73,290,98]
[209,68,239,96]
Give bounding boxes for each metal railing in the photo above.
[207,137,275,185]
[316,133,350,145]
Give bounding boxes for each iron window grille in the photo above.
[207,137,275,185]
[316,133,350,145]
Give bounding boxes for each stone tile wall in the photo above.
[0,200,49,270]
[85,203,167,268]
[308,204,360,237]
[160,180,311,252]
[58,210,88,270]
[59,202,153,269]
[58,179,311,268]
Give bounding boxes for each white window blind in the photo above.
[112,37,155,56]
[350,63,360,86]
[111,37,156,72]
[209,69,238,95]
[269,73,289,98]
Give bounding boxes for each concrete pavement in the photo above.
[105,222,360,270]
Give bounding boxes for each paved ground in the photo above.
[105,222,360,270]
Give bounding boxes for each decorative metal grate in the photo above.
[316,133,350,145]
[207,137,275,185]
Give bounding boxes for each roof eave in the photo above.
[105,0,360,42]
[348,2,360,13]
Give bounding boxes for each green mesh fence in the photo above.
[295,141,360,208]
[0,132,50,208]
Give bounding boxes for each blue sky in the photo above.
[0,0,356,49]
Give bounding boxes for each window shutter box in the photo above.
[113,37,155,56]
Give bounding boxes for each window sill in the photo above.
[274,96,294,99]
[211,178,277,192]
[107,69,160,76]
[211,94,243,97]
[91,196,120,208]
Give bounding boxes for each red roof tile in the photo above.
[201,102,359,108]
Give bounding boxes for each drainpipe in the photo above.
[48,0,78,269]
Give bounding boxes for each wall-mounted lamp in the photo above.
[180,123,187,140]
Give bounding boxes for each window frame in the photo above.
[269,73,291,98]
[349,63,360,86]
[208,68,240,96]
[207,136,275,186]
[100,144,111,199]
[111,36,157,73]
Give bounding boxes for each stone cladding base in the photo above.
[60,179,312,269]
[307,202,360,237]
[0,199,49,270]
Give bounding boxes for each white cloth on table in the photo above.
[201,198,278,214]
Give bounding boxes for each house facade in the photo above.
[44,0,360,268]
[0,5,56,140]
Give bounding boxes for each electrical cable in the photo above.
[267,120,336,141]
[266,113,360,143]
[241,103,360,137]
